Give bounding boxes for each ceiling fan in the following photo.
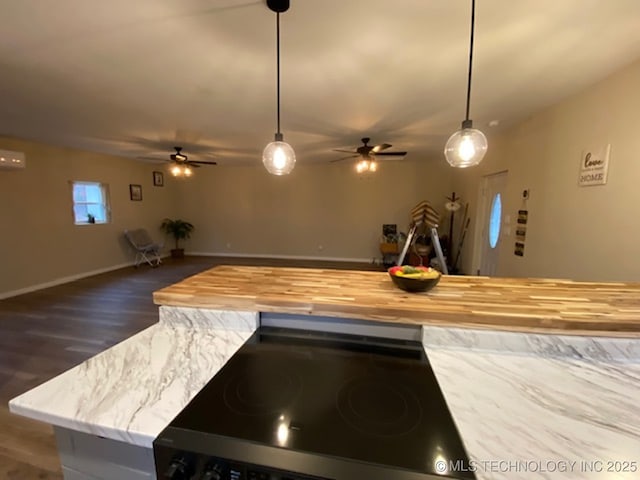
[169,146,217,166]
[167,146,217,177]
[139,146,217,177]
[331,137,407,172]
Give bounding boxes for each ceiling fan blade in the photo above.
[332,149,357,154]
[372,143,392,153]
[189,160,218,165]
[330,155,359,163]
[374,151,407,156]
[187,163,201,168]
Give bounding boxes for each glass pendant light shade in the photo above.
[264,5,295,175]
[263,134,296,175]
[444,0,488,168]
[444,120,488,168]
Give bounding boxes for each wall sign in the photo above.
[514,209,528,257]
[578,144,610,187]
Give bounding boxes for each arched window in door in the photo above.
[488,193,502,249]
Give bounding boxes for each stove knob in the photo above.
[164,453,196,480]
[200,462,224,480]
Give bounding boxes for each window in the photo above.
[72,181,110,225]
[488,193,502,248]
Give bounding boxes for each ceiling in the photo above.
[1,0,639,166]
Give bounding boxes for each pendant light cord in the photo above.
[276,11,281,135]
[464,0,476,122]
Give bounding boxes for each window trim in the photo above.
[71,181,111,225]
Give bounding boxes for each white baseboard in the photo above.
[187,251,372,264]
[0,253,371,300]
[0,255,169,300]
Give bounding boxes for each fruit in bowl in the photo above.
[388,265,441,293]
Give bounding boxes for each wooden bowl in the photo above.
[388,270,441,293]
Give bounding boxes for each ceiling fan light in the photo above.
[369,160,378,172]
[263,140,296,176]
[444,124,488,168]
[184,166,193,176]
[171,165,182,176]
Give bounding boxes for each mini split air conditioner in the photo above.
[0,149,26,169]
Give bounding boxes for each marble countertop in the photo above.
[9,308,258,448]
[153,265,640,337]
[423,327,640,480]
[9,303,640,480]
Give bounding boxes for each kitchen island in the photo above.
[9,266,640,479]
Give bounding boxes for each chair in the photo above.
[124,229,163,267]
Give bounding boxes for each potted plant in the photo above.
[160,218,194,258]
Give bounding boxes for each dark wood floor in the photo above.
[0,256,381,478]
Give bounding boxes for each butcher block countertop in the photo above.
[152,265,640,337]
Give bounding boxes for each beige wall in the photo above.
[0,137,452,296]
[453,58,640,281]
[177,159,453,261]
[0,137,179,297]
[5,56,639,295]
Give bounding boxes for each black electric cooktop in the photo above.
[155,327,474,480]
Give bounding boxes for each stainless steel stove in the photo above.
[153,326,474,480]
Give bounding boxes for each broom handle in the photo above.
[454,217,471,271]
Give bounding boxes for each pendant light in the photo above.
[263,0,296,175]
[444,0,487,168]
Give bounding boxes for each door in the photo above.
[477,171,508,276]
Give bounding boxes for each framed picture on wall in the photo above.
[129,184,142,201]
[153,171,164,187]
